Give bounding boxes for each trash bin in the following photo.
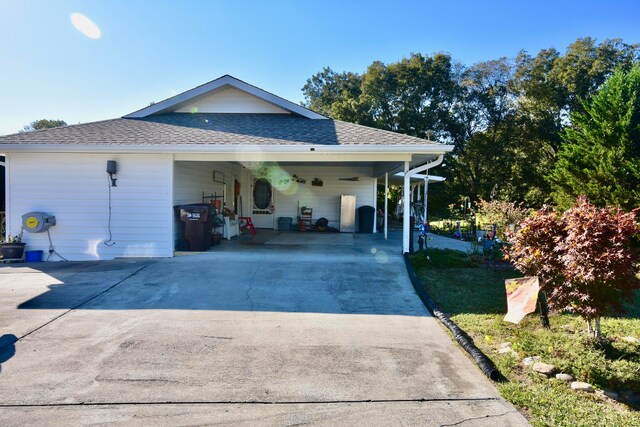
[174,204,212,251]
[358,206,375,233]
[278,217,292,231]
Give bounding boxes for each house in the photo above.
[0,75,453,260]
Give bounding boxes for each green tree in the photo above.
[548,64,640,211]
[21,119,67,132]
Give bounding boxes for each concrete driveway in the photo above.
[0,236,528,426]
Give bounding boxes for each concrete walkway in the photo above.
[0,238,528,426]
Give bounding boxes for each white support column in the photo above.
[384,172,388,240]
[424,170,429,224]
[402,161,410,254]
[373,177,378,233]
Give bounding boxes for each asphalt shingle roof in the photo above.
[0,113,439,147]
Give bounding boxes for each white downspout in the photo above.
[384,172,388,240]
[402,155,444,253]
[402,161,411,253]
[424,170,429,224]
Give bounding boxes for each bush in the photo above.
[506,197,640,337]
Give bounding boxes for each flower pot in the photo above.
[1,242,26,261]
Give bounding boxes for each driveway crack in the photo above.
[438,409,518,426]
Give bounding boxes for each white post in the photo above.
[402,161,410,254]
[384,172,388,240]
[373,178,378,233]
[424,170,429,224]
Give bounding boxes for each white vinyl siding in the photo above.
[175,87,290,114]
[6,153,173,261]
[172,161,241,239]
[241,165,375,230]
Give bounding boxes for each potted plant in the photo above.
[1,229,26,261]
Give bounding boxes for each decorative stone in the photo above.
[522,356,541,366]
[497,347,514,354]
[622,336,639,344]
[571,381,594,393]
[498,342,512,349]
[533,362,556,376]
[555,373,574,382]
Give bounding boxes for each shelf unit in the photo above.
[299,208,313,231]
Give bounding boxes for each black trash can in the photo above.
[358,205,375,233]
[174,204,212,251]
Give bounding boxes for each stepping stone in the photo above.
[571,381,594,393]
[555,373,574,382]
[522,356,540,366]
[533,362,556,376]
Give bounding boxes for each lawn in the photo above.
[410,248,640,427]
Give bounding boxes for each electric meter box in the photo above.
[22,212,56,233]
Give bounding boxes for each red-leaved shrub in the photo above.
[506,196,640,337]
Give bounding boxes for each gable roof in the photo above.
[0,113,451,153]
[124,75,326,120]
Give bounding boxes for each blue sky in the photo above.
[1,0,639,135]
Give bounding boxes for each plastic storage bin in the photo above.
[278,217,292,231]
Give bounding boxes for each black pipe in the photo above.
[403,253,505,382]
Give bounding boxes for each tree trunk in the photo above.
[537,291,550,329]
[586,317,602,339]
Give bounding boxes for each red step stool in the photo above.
[238,217,256,235]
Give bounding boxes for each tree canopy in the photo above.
[21,119,67,132]
[549,64,640,211]
[302,37,640,214]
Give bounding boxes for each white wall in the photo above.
[6,153,173,261]
[241,165,375,230]
[175,87,290,114]
[173,161,241,239]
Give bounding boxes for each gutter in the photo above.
[402,155,445,253]
[0,143,455,155]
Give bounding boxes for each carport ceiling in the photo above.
[225,155,439,177]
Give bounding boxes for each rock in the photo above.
[555,373,574,382]
[498,342,512,349]
[533,362,556,376]
[622,336,639,344]
[522,356,541,366]
[571,381,594,393]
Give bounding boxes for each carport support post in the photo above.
[403,161,410,254]
[424,171,429,224]
[373,178,378,233]
[384,172,388,240]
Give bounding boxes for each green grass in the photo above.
[410,249,640,427]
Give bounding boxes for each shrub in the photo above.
[475,199,530,239]
[506,197,640,337]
